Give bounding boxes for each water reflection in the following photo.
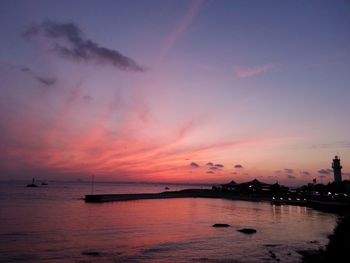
[272,204,308,223]
[0,182,338,263]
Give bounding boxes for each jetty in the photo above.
[86,189,222,203]
[84,189,271,203]
[85,179,280,203]
[85,188,350,214]
[84,175,350,214]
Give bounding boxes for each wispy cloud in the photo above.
[19,65,56,86]
[318,168,332,175]
[24,20,145,71]
[284,168,294,174]
[311,141,350,149]
[156,0,204,64]
[235,64,274,79]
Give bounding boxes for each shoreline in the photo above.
[85,188,349,262]
[85,188,349,214]
[300,213,350,263]
[85,189,273,203]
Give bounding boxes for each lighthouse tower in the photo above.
[332,156,342,182]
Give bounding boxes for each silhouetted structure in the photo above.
[238,179,272,193]
[26,178,38,187]
[216,179,289,194]
[270,182,289,195]
[220,180,238,191]
[332,155,342,182]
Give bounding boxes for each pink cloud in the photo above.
[156,0,204,64]
[235,64,274,79]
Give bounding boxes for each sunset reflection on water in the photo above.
[0,182,337,262]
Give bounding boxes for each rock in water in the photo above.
[82,251,100,256]
[212,224,230,227]
[237,228,256,234]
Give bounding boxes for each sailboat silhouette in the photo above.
[27,178,38,187]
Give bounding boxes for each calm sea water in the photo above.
[0,181,337,263]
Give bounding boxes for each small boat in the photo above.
[27,178,38,187]
[164,187,170,190]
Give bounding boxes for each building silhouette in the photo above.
[332,155,342,182]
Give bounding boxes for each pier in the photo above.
[85,189,218,203]
[84,189,272,203]
[85,189,350,214]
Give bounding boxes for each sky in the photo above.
[0,0,350,185]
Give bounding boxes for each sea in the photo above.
[0,181,338,263]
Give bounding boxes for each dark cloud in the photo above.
[287,174,296,179]
[206,162,214,166]
[24,20,145,72]
[214,164,224,168]
[206,171,214,174]
[209,166,219,171]
[190,162,200,168]
[18,65,56,86]
[83,95,93,101]
[300,171,310,176]
[234,164,243,168]
[318,169,332,175]
[284,168,294,174]
[36,76,57,86]
[19,66,30,72]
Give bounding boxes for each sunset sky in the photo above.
[1,0,350,185]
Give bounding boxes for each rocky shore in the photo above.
[301,213,350,263]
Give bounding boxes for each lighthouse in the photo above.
[332,156,342,182]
